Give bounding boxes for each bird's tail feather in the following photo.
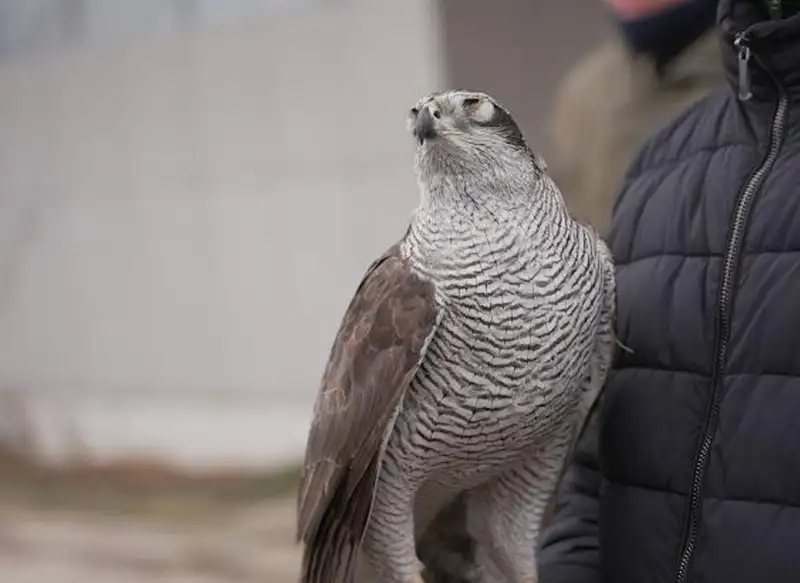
[301,461,379,583]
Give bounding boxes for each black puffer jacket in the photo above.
[538,2,800,583]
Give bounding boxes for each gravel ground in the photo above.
[0,496,302,583]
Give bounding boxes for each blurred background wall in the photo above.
[0,0,611,470]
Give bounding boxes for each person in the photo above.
[538,1,800,582]
[544,0,723,235]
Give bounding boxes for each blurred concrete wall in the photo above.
[0,0,445,468]
[0,0,610,469]
[438,0,612,145]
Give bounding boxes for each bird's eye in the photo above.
[462,97,481,108]
[410,107,419,116]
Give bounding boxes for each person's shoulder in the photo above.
[557,37,630,96]
[548,37,632,134]
[607,87,738,255]
[619,86,735,187]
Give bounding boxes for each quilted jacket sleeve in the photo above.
[537,405,602,583]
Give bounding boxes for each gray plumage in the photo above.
[297,90,616,583]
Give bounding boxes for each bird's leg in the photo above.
[361,469,424,583]
[466,426,574,583]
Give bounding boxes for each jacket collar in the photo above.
[718,0,800,102]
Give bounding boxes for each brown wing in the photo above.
[296,240,440,583]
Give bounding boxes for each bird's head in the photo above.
[407,90,544,197]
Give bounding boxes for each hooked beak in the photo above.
[413,105,437,145]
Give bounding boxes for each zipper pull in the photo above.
[767,0,782,19]
[735,34,753,102]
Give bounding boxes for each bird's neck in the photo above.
[403,167,570,270]
[414,162,565,228]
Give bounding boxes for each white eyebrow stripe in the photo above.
[473,99,495,123]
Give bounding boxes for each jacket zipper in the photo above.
[674,32,789,583]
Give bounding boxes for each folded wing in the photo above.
[296,241,441,583]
